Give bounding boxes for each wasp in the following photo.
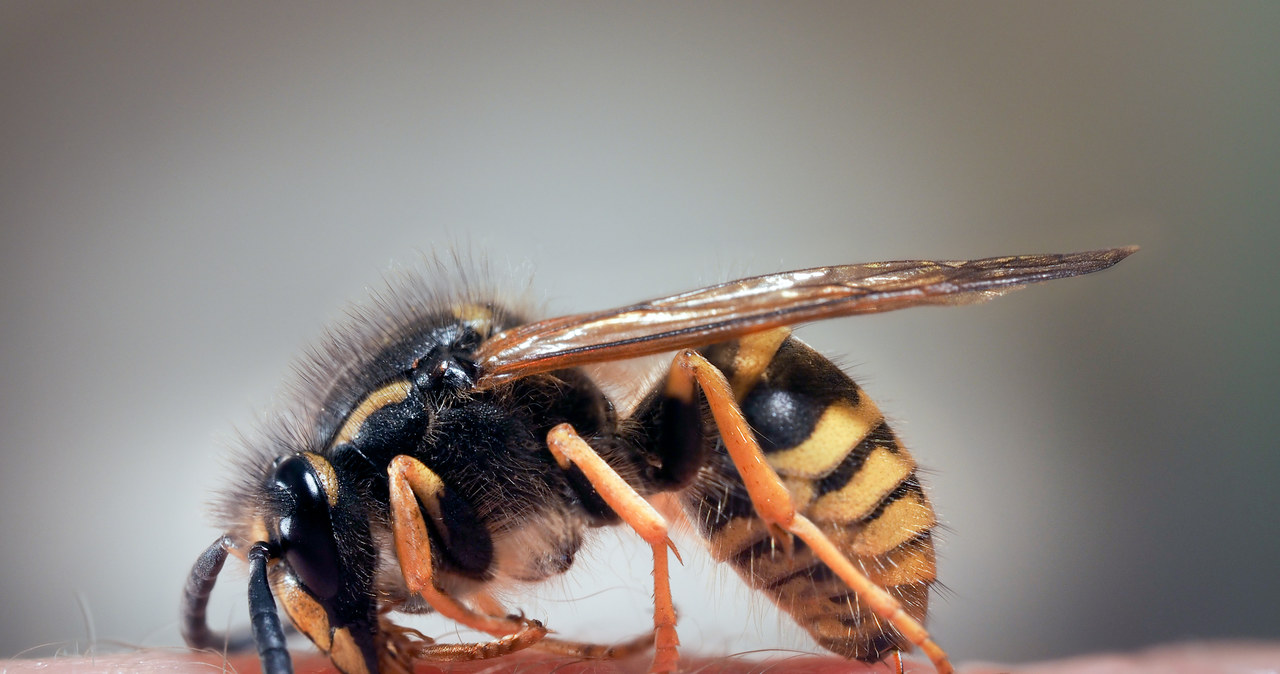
[181,247,1135,674]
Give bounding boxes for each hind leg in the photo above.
[668,349,953,674]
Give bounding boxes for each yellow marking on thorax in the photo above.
[729,328,792,400]
[333,379,413,447]
[272,569,332,651]
[303,452,341,508]
[808,446,916,522]
[452,302,494,328]
[766,399,884,480]
[852,490,937,558]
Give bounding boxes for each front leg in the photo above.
[385,456,547,654]
[546,424,681,673]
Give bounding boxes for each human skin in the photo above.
[1,642,1277,674]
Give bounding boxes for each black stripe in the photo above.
[835,580,931,627]
[861,475,923,523]
[759,340,861,406]
[831,629,903,663]
[688,459,758,537]
[763,558,837,592]
[812,420,898,498]
[729,532,812,570]
[729,534,778,569]
[739,339,861,453]
[824,532,934,610]
[816,633,901,662]
[698,340,739,372]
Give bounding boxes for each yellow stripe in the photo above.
[766,399,883,480]
[866,536,936,586]
[451,302,494,326]
[807,446,915,522]
[303,453,341,508]
[333,379,413,447]
[782,476,816,512]
[730,328,791,399]
[852,490,937,558]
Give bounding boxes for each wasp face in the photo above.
[218,319,497,674]
[269,455,341,601]
[257,453,380,674]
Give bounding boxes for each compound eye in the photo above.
[271,455,342,601]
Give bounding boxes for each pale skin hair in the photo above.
[1,642,1277,674]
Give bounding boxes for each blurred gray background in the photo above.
[2,1,1277,666]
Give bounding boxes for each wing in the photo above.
[473,246,1137,388]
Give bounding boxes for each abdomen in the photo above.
[681,333,937,661]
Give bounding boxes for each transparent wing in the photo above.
[473,246,1137,388]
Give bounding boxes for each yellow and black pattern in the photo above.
[683,331,936,661]
[185,249,1134,674]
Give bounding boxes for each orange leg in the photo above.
[546,424,681,673]
[532,631,656,660]
[471,590,656,660]
[378,617,547,673]
[396,625,547,664]
[671,349,954,674]
[386,455,547,651]
[887,649,904,674]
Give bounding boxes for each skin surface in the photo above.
[1,642,1277,674]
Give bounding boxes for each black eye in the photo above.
[271,455,342,600]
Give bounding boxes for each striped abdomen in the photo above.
[682,331,937,661]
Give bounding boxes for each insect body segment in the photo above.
[689,333,937,662]
[182,247,1135,674]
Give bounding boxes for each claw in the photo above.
[767,522,795,557]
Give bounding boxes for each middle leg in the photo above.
[546,424,681,673]
[386,455,548,652]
